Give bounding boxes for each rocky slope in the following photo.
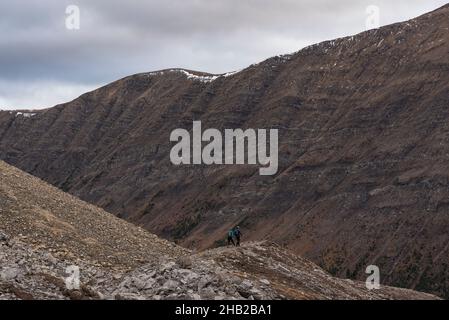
[0,161,438,300]
[2,5,449,297]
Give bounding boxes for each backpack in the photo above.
[234,229,241,237]
[228,230,234,237]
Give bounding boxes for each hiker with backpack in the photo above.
[227,228,236,246]
[234,226,242,246]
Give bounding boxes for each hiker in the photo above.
[227,228,235,246]
[234,226,242,246]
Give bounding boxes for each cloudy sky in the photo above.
[0,0,447,110]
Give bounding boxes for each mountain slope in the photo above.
[2,5,449,297]
[1,160,437,300]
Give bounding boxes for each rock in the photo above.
[143,278,156,290]
[44,252,58,265]
[249,288,264,300]
[0,231,9,243]
[160,261,176,272]
[236,280,256,299]
[176,255,193,269]
[178,269,200,283]
[197,277,211,291]
[214,292,227,300]
[199,286,216,299]
[1,267,20,281]
[115,293,145,300]
[162,279,179,291]
[65,290,84,300]
[131,277,146,290]
[191,293,201,300]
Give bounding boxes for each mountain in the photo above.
[2,5,449,298]
[1,160,436,300]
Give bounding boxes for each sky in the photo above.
[0,0,447,110]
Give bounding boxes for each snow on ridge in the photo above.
[275,53,293,61]
[12,112,37,118]
[222,70,240,78]
[146,68,241,83]
[178,69,220,82]
[145,53,297,82]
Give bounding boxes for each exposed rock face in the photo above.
[2,5,449,297]
[0,161,438,300]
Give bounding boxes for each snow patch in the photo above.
[177,69,220,82]
[222,70,240,78]
[15,112,37,118]
[147,69,241,83]
[275,53,293,62]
